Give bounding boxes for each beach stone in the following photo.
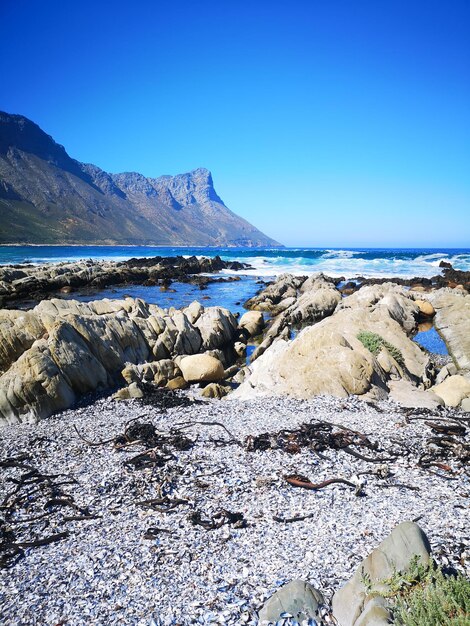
[166,376,188,390]
[388,380,444,409]
[194,306,238,350]
[200,382,230,399]
[258,579,324,623]
[180,354,225,383]
[431,375,470,407]
[250,274,341,361]
[332,522,431,626]
[239,310,265,337]
[233,305,430,401]
[415,299,435,318]
[114,382,143,400]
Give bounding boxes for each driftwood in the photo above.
[284,473,359,492]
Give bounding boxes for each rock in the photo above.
[234,341,246,357]
[431,291,470,370]
[332,522,431,626]
[388,380,444,409]
[461,397,470,412]
[179,354,225,383]
[435,362,458,385]
[194,307,238,350]
[239,310,265,337]
[233,306,431,401]
[338,283,419,334]
[245,274,305,313]
[415,299,435,318]
[0,297,239,425]
[258,579,324,623]
[200,383,230,399]
[166,376,188,390]
[223,365,239,379]
[431,375,470,407]
[250,274,341,361]
[114,382,144,400]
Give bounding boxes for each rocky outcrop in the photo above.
[332,522,431,626]
[0,255,249,307]
[0,298,238,425]
[234,282,432,401]
[431,290,470,371]
[247,274,342,361]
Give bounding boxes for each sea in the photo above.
[0,246,467,355]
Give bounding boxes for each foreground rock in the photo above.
[332,522,431,626]
[259,580,325,623]
[0,297,237,424]
[0,255,250,307]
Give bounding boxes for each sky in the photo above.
[1,0,469,247]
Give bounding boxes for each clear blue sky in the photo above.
[1,0,469,247]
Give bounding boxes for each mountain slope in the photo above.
[0,112,280,246]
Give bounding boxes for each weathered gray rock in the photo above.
[250,274,341,361]
[0,298,238,425]
[194,307,238,350]
[388,380,444,409]
[431,374,470,407]
[245,274,305,313]
[114,382,144,400]
[435,362,458,385]
[431,291,470,370]
[332,522,431,626]
[233,307,431,401]
[180,354,225,383]
[258,579,324,623]
[337,283,420,334]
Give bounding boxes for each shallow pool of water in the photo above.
[413,324,448,355]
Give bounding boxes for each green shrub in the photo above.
[363,558,470,625]
[357,330,405,367]
[393,562,470,625]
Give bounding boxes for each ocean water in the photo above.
[1,245,469,279]
[1,245,460,354]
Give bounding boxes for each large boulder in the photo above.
[179,354,225,383]
[250,274,341,361]
[332,522,431,626]
[431,374,470,407]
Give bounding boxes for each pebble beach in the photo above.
[1,392,468,625]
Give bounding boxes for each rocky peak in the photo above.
[0,111,93,185]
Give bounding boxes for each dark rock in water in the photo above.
[439,260,453,269]
[0,111,281,247]
[0,255,252,307]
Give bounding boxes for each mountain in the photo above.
[0,112,280,246]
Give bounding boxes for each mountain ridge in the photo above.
[0,112,280,247]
